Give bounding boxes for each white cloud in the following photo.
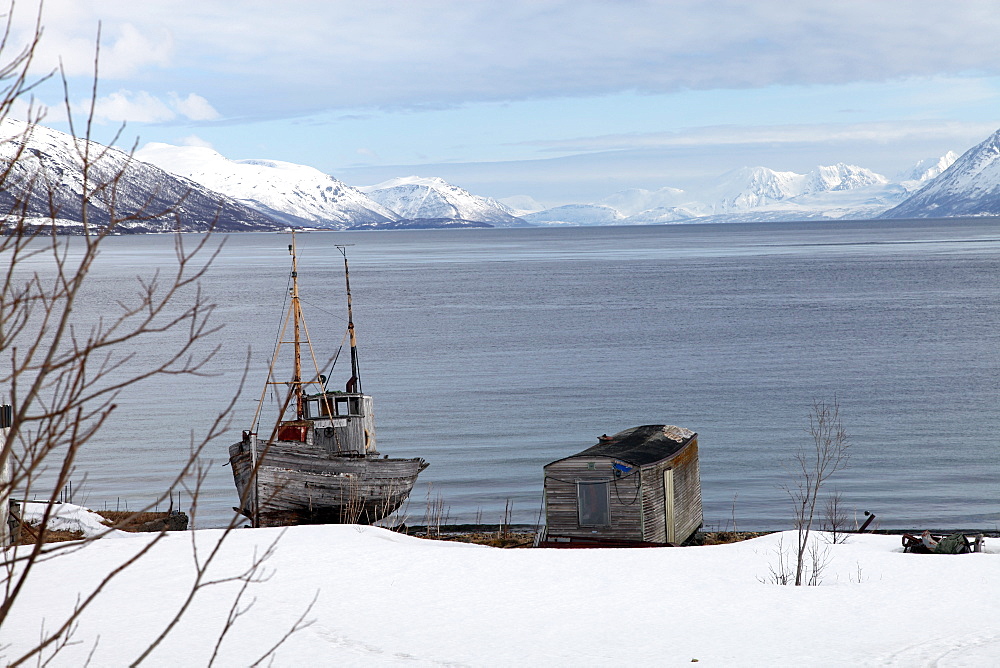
[168,93,220,121]
[521,121,1000,154]
[85,90,220,123]
[3,97,53,124]
[20,1,1000,117]
[179,135,214,148]
[98,23,173,78]
[90,90,175,123]
[7,3,173,79]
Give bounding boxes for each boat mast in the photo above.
[249,231,333,433]
[290,232,305,420]
[338,245,361,394]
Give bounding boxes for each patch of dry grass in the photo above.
[431,532,536,548]
[696,531,770,545]
[14,527,85,546]
[95,510,173,531]
[417,530,770,548]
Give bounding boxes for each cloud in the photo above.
[4,96,54,124]
[86,90,220,123]
[179,134,214,148]
[97,23,173,78]
[520,121,1000,154]
[168,93,221,121]
[89,90,174,123]
[8,3,173,79]
[23,1,1000,118]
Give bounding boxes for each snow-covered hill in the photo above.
[134,144,398,229]
[0,120,283,233]
[521,204,624,226]
[597,186,687,216]
[360,176,528,227]
[6,513,1000,665]
[881,133,1000,218]
[498,194,546,216]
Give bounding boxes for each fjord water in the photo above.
[32,219,1000,531]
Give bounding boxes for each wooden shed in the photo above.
[541,425,702,546]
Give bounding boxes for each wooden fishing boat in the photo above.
[229,234,427,527]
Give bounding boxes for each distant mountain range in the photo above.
[134,147,526,230]
[520,161,953,226]
[6,119,1000,233]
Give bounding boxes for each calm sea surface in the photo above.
[15,219,1000,530]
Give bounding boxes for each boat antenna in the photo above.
[290,231,305,419]
[336,244,361,394]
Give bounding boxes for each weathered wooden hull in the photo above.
[229,439,427,528]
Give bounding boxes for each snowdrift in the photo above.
[3,520,998,666]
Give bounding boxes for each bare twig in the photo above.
[783,399,849,586]
[0,7,301,665]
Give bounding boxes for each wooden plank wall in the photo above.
[640,463,667,543]
[544,457,644,541]
[545,437,703,545]
[640,439,702,544]
[672,440,702,542]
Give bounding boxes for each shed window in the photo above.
[577,480,611,526]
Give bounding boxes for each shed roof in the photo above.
[549,425,696,468]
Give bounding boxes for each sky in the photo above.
[9,0,1000,206]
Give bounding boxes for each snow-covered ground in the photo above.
[4,507,999,666]
[18,501,132,538]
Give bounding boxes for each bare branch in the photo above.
[780,398,849,586]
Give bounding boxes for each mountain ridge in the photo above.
[526,159,951,226]
[881,132,1000,218]
[134,143,398,229]
[5,119,997,232]
[359,175,528,227]
[0,119,284,233]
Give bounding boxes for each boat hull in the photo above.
[229,439,427,527]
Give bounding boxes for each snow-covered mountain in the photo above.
[134,144,397,229]
[498,194,546,216]
[597,186,687,216]
[4,118,978,232]
[896,151,958,186]
[881,134,1000,218]
[708,163,889,212]
[806,163,889,192]
[522,204,624,226]
[0,120,282,233]
[360,176,528,227]
[712,166,807,210]
[526,161,936,226]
